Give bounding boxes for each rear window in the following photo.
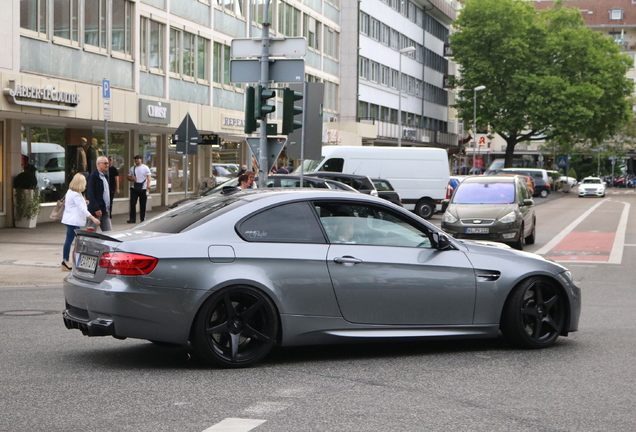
[141,195,245,233]
[453,182,515,204]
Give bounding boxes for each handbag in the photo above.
[132,166,146,192]
[50,198,65,221]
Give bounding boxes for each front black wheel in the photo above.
[501,277,565,349]
[191,286,278,368]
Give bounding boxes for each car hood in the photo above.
[449,203,516,220]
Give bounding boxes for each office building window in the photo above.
[20,0,47,36]
[324,27,339,59]
[213,42,232,86]
[53,0,79,44]
[278,1,300,37]
[359,57,369,79]
[610,9,623,20]
[140,17,164,72]
[304,14,320,50]
[217,0,244,16]
[171,28,209,81]
[112,0,133,56]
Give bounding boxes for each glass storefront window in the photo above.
[168,142,193,193]
[21,126,67,203]
[93,130,128,198]
[137,134,159,193]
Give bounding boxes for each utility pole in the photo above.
[258,0,272,188]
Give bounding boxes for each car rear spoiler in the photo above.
[74,229,123,243]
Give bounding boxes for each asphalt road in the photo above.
[1,189,636,432]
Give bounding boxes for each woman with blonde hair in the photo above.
[60,173,100,271]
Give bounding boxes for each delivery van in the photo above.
[299,146,449,219]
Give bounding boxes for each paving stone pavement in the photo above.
[0,207,169,287]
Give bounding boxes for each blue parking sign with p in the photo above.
[102,79,110,99]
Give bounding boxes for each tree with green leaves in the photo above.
[451,0,633,167]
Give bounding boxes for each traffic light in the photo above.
[255,85,276,119]
[244,86,257,134]
[282,88,303,135]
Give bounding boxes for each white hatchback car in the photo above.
[578,177,605,198]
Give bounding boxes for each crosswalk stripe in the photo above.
[202,418,266,432]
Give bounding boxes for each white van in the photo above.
[21,141,66,191]
[300,146,449,218]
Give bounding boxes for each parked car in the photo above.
[559,176,578,187]
[500,168,551,198]
[305,172,378,196]
[371,178,402,206]
[441,175,536,250]
[441,175,468,212]
[578,177,605,197]
[63,189,580,368]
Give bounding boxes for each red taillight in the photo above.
[98,252,158,275]
[446,184,454,200]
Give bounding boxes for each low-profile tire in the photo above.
[501,277,566,349]
[191,286,279,368]
[525,219,536,245]
[540,189,549,198]
[415,199,435,219]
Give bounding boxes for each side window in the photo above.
[321,158,344,172]
[238,202,326,243]
[315,202,432,248]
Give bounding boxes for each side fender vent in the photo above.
[475,270,501,282]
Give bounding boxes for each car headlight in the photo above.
[498,211,516,224]
[443,212,458,223]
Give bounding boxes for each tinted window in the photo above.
[315,202,432,248]
[373,180,393,191]
[238,202,326,243]
[453,182,515,204]
[321,158,344,172]
[143,196,244,233]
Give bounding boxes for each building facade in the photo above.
[336,0,458,149]
[1,0,344,228]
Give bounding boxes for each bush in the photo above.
[568,167,578,181]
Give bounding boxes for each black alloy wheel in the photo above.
[501,277,566,349]
[191,286,278,368]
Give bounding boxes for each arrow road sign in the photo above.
[231,37,307,58]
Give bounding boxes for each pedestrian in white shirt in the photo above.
[61,173,100,271]
[127,155,152,223]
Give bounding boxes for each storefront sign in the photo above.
[139,99,171,124]
[4,80,80,110]
[223,117,245,127]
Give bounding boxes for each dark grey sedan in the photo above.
[63,189,581,368]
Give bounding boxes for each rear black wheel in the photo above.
[501,277,565,349]
[415,199,435,219]
[191,286,278,368]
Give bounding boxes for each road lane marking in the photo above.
[535,200,607,255]
[202,418,266,432]
[536,199,630,264]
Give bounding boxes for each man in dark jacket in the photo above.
[85,156,112,231]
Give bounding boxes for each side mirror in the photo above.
[433,232,454,251]
[522,198,534,207]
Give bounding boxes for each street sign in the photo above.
[102,79,111,121]
[246,137,287,171]
[231,37,307,58]
[173,113,200,155]
[557,157,567,167]
[230,59,305,83]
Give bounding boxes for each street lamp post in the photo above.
[472,85,486,171]
[398,46,416,147]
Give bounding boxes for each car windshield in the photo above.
[582,179,601,184]
[142,195,245,233]
[452,182,515,204]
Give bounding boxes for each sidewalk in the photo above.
[0,207,169,287]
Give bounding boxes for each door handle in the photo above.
[333,256,362,265]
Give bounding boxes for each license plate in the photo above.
[466,227,489,234]
[77,254,98,272]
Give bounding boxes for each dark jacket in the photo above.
[86,169,108,215]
